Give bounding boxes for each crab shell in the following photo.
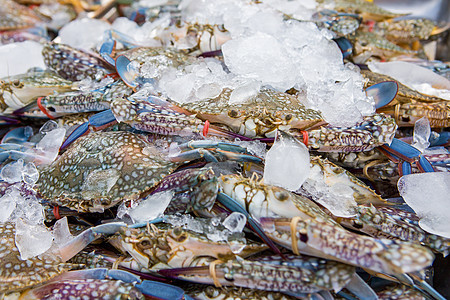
[179,88,325,138]
[36,131,178,213]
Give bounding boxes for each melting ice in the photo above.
[398,172,450,238]
[264,131,310,191]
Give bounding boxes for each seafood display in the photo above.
[0,0,449,299]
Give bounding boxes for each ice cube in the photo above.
[22,162,39,185]
[58,18,111,51]
[127,190,174,223]
[0,41,45,78]
[0,192,17,222]
[411,117,430,152]
[398,172,450,238]
[223,212,247,233]
[229,80,261,104]
[15,219,53,260]
[264,131,310,191]
[39,120,59,134]
[1,159,24,183]
[35,127,66,165]
[53,217,74,247]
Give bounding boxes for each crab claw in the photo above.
[334,37,353,58]
[57,222,126,262]
[60,109,117,150]
[216,192,283,257]
[366,81,398,109]
[1,126,33,144]
[99,32,116,66]
[115,55,156,89]
[379,138,435,175]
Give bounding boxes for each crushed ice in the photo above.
[411,117,431,153]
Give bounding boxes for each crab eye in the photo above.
[285,114,292,121]
[228,109,241,118]
[12,80,22,87]
[139,239,151,248]
[224,273,234,281]
[274,189,289,201]
[172,227,183,236]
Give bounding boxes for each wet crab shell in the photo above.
[36,131,178,213]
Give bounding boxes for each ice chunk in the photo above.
[81,168,121,200]
[34,127,66,165]
[368,61,450,100]
[223,212,247,233]
[229,81,261,104]
[15,219,53,260]
[398,173,450,238]
[0,41,45,78]
[412,117,431,152]
[127,191,174,223]
[58,18,111,51]
[39,120,59,134]
[22,162,39,185]
[235,139,267,159]
[264,131,310,191]
[0,192,17,222]
[0,159,24,183]
[53,217,74,247]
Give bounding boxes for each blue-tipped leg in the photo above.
[1,127,33,144]
[379,138,435,175]
[135,280,193,300]
[60,109,117,150]
[334,37,353,58]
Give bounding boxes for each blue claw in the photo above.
[334,37,353,58]
[217,192,283,257]
[429,131,449,147]
[366,81,398,109]
[380,138,435,176]
[115,55,156,89]
[1,127,33,144]
[60,109,117,150]
[60,122,89,150]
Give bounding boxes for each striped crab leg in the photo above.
[159,254,377,299]
[258,217,434,275]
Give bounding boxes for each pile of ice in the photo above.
[176,0,374,127]
[0,184,73,260]
[398,172,450,238]
[58,18,111,51]
[299,164,358,218]
[1,159,39,185]
[15,217,74,260]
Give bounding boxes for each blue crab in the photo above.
[0,70,73,113]
[36,130,261,213]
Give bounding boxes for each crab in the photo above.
[108,218,268,272]
[36,130,261,213]
[362,69,449,128]
[0,70,73,113]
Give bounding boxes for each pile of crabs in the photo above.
[0,0,449,298]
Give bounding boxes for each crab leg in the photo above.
[56,222,126,262]
[378,138,435,175]
[259,217,434,275]
[158,255,370,297]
